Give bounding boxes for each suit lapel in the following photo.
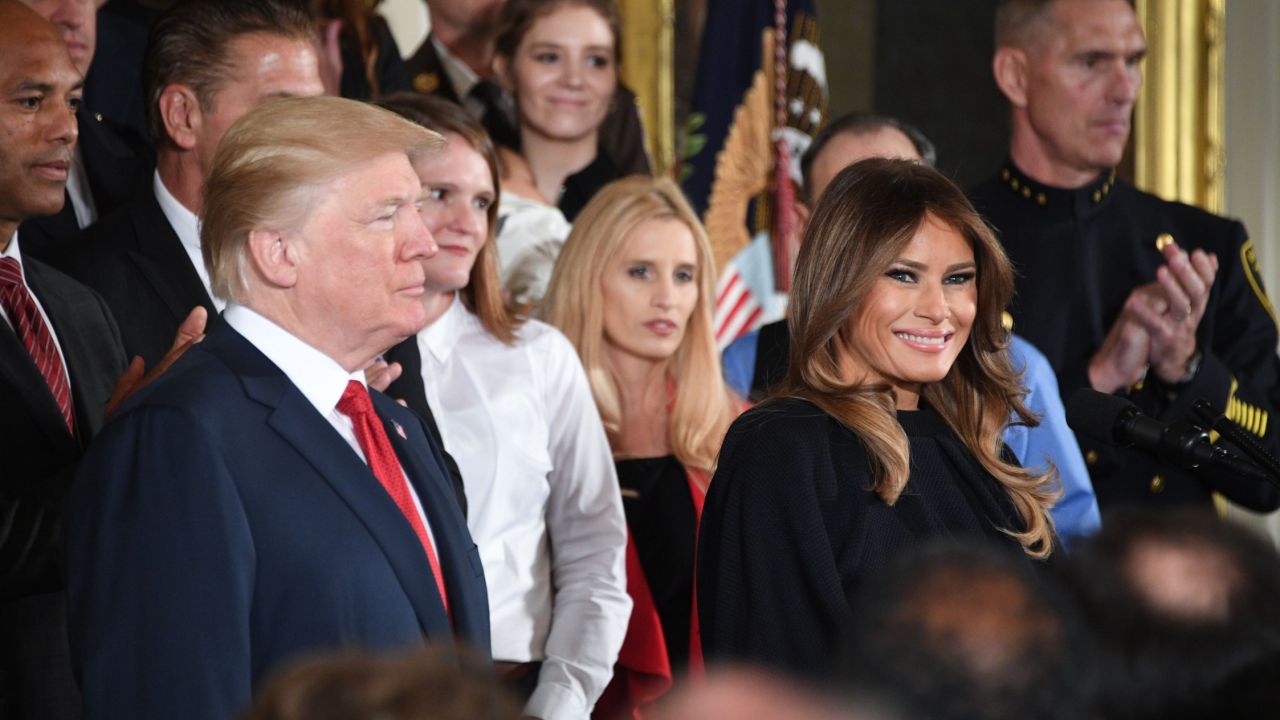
[127,192,217,326]
[204,326,452,639]
[0,319,78,453]
[378,395,487,649]
[2,265,82,452]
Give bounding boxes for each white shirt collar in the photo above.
[2,232,20,264]
[65,145,97,229]
[223,303,365,417]
[432,35,481,99]
[154,170,225,311]
[153,170,200,254]
[418,292,466,364]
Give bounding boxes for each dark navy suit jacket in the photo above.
[66,322,489,720]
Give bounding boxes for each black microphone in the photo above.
[1066,388,1272,483]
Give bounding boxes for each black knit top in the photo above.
[696,397,1030,678]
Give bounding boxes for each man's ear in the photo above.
[492,55,514,93]
[993,47,1030,108]
[246,229,300,290]
[157,84,203,151]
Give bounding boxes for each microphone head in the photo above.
[1066,388,1138,445]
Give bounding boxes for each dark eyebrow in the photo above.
[14,78,84,94]
[15,80,54,93]
[527,41,613,53]
[891,259,976,273]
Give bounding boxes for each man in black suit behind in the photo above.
[64,0,324,369]
[15,0,152,268]
[0,4,126,718]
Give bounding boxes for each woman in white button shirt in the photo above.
[542,176,740,714]
[377,94,630,720]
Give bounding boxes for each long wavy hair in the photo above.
[542,176,738,473]
[783,157,1058,558]
[375,93,521,344]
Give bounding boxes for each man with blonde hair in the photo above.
[67,96,490,720]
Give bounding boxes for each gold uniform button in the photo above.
[1037,192,1047,205]
[1150,475,1166,493]
[1011,178,1020,190]
[412,72,440,94]
[1156,233,1175,252]
[1085,450,1098,465]
[1092,190,1102,203]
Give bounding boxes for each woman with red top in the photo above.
[543,176,740,715]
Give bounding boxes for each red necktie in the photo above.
[337,380,449,616]
[0,257,75,434]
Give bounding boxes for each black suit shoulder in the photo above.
[64,192,215,368]
[77,107,153,214]
[404,35,461,102]
[338,15,412,100]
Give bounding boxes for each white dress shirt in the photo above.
[154,171,226,312]
[495,191,573,308]
[224,304,436,546]
[1,234,73,382]
[432,36,482,115]
[417,295,629,720]
[66,146,98,229]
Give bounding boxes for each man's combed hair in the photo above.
[995,0,1135,48]
[782,157,1058,558]
[201,96,443,304]
[542,176,739,474]
[799,113,937,194]
[143,0,316,143]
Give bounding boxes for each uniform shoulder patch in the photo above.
[1240,239,1278,326]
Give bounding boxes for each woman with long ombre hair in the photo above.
[697,157,1059,677]
[376,94,630,719]
[542,175,740,713]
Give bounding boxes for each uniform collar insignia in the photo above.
[999,161,1118,216]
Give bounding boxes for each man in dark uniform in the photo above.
[970,0,1280,511]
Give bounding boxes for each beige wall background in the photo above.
[1220,0,1280,539]
[1225,0,1280,308]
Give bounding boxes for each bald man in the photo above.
[0,4,126,717]
[16,0,152,269]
